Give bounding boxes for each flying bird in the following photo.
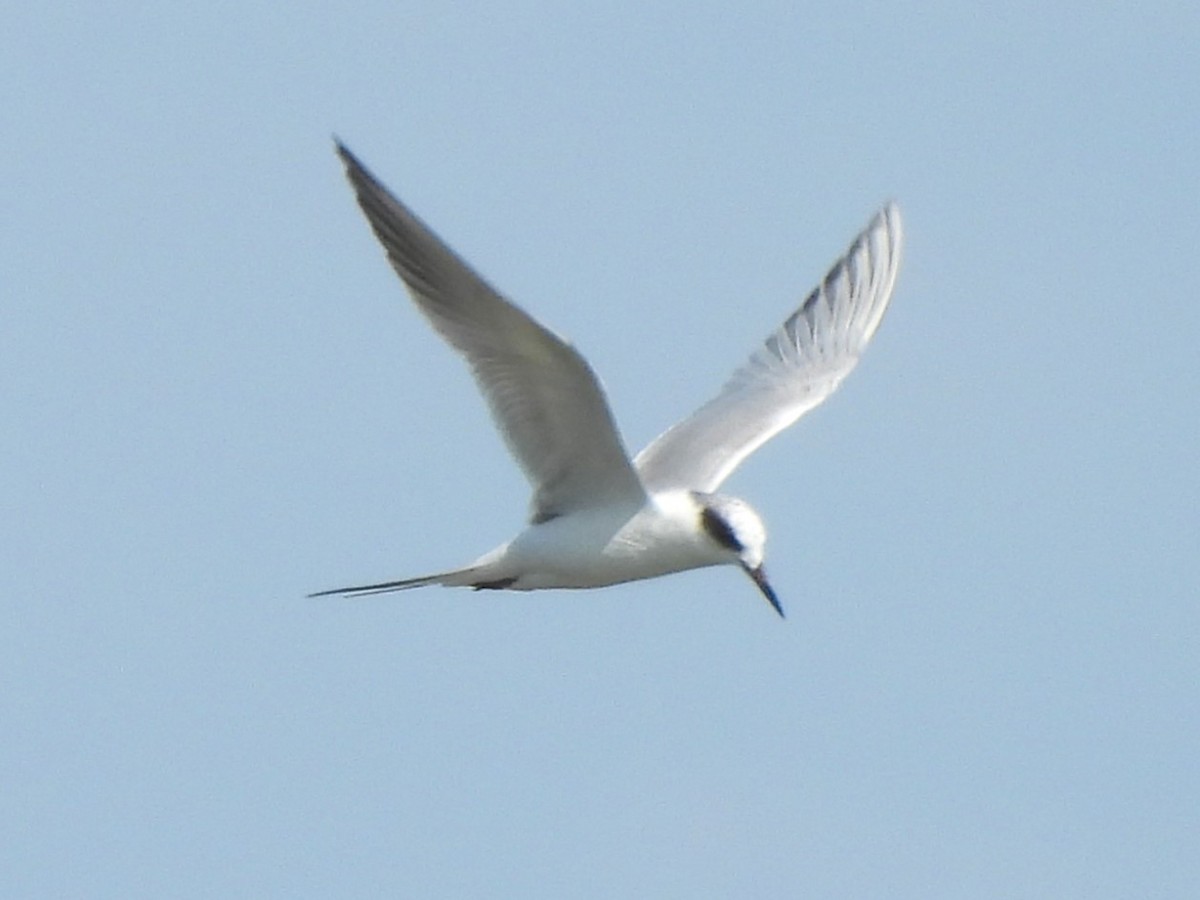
[313,143,902,617]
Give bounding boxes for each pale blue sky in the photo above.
[3,2,1198,897]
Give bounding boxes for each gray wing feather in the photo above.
[635,204,902,492]
[337,143,646,519]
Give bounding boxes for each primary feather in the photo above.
[634,204,902,492]
[336,142,646,522]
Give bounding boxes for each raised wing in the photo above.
[337,143,646,520]
[635,203,901,493]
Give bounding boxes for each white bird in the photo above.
[313,142,902,617]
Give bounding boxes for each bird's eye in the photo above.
[701,505,743,552]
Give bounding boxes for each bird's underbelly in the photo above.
[507,554,715,590]
[497,513,719,591]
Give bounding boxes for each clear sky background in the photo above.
[4,2,1197,897]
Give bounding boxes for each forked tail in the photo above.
[308,573,445,598]
[307,565,500,598]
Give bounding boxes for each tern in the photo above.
[313,143,902,617]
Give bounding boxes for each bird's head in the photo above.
[694,493,783,618]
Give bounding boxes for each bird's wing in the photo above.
[635,203,901,493]
[337,143,646,520]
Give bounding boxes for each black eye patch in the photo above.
[701,505,743,552]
